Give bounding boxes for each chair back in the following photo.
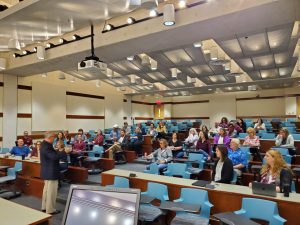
[14,161,23,172]
[235,198,286,225]
[113,176,130,188]
[188,153,205,169]
[239,133,247,138]
[179,188,212,218]
[231,170,238,184]
[0,147,10,154]
[147,163,159,174]
[146,182,169,201]
[167,163,187,177]
[291,133,300,140]
[92,145,104,157]
[261,133,275,139]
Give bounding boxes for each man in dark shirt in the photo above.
[40,131,71,214]
[22,131,33,147]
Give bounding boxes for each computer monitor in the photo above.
[61,185,140,225]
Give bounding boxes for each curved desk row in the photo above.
[101,169,300,225]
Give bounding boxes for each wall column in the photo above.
[3,75,17,147]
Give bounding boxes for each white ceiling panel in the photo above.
[163,49,193,64]
[238,33,269,56]
[252,54,275,69]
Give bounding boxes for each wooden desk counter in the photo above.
[0,198,51,225]
[102,169,300,225]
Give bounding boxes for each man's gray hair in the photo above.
[231,138,240,145]
[44,131,56,139]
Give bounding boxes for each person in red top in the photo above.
[93,129,104,146]
[30,141,42,159]
[22,131,33,147]
[70,134,86,166]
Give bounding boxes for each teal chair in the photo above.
[239,133,247,138]
[106,176,129,188]
[272,147,292,164]
[185,153,205,175]
[141,182,169,201]
[235,198,286,225]
[144,163,159,175]
[0,161,22,183]
[0,148,10,154]
[89,145,103,158]
[174,188,213,219]
[163,163,191,179]
[291,133,300,140]
[261,133,275,139]
[231,170,238,184]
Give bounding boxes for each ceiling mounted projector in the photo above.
[141,0,158,10]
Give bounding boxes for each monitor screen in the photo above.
[62,185,140,225]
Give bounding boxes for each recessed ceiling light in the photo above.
[96,80,101,87]
[70,77,75,83]
[208,88,212,91]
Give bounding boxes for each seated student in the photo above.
[74,128,87,142]
[244,127,260,147]
[70,134,86,166]
[209,122,219,137]
[228,138,248,176]
[237,118,247,134]
[227,123,237,138]
[156,121,167,139]
[30,141,42,159]
[249,149,291,192]
[105,129,129,160]
[63,130,71,144]
[201,125,209,135]
[53,131,67,147]
[137,123,146,135]
[147,123,157,138]
[129,127,143,156]
[219,117,229,128]
[233,122,243,134]
[168,133,183,158]
[213,145,233,184]
[93,129,104,146]
[22,131,33,147]
[275,128,295,155]
[10,139,31,157]
[122,122,131,135]
[213,128,230,147]
[185,128,199,147]
[145,138,173,171]
[56,142,69,172]
[110,124,121,141]
[196,131,211,160]
[254,118,266,131]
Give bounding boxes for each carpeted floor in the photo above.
[9,162,148,225]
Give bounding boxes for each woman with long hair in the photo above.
[213,145,233,183]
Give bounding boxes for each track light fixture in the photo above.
[141,0,158,10]
[105,24,114,31]
[149,9,158,17]
[163,4,175,26]
[171,68,180,78]
[150,59,157,70]
[37,46,45,60]
[72,34,81,40]
[193,41,202,48]
[33,47,37,52]
[59,38,67,44]
[46,43,55,48]
[127,56,135,61]
[127,17,136,24]
[22,50,30,55]
[13,53,21,58]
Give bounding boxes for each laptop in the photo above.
[61,185,140,225]
[192,180,211,187]
[252,182,277,197]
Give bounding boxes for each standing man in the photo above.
[40,131,70,214]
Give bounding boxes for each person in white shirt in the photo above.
[254,118,266,131]
[185,128,199,147]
